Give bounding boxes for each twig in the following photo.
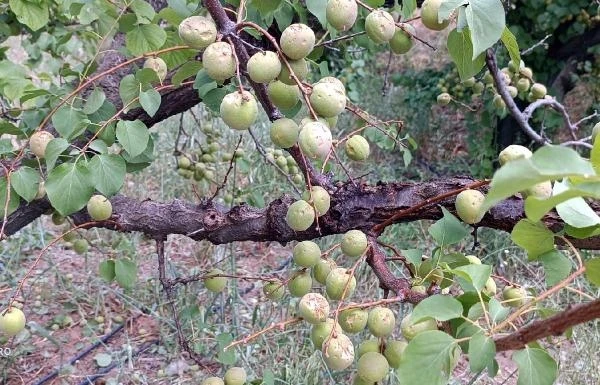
[520,34,552,56]
[224,317,302,350]
[211,135,243,199]
[315,31,367,47]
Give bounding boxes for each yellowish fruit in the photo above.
[310,81,346,118]
[310,318,342,350]
[298,292,330,324]
[522,181,552,199]
[143,57,167,82]
[247,51,281,83]
[0,307,26,336]
[531,83,547,99]
[302,186,330,217]
[465,255,482,264]
[267,81,300,109]
[322,333,354,370]
[178,16,217,49]
[340,229,368,258]
[29,131,55,158]
[454,189,485,224]
[367,307,395,337]
[223,367,246,385]
[357,338,380,358]
[313,258,336,285]
[220,91,258,130]
[278,58,309,85]
[483,277,497,297]
[326,0,358,31]
[293,241,321,267]
[499,144,532,166]
[345,135,370,161]
[205,268,227,293]
[357,352,389,383]
[390,24,415,54]
[400,313,437,340]
[270,118,299,148]
[325,268,356,300]
[288,270,312,297]
[73,239,89,254]
[338,308,368,334]
[202,42,236,81]
[263,280,285,301]
[87,194,112,221]
[365,10,396,44]
[421,0,450,30]
[201,377,224,385]
[286,200,315,231]
[280,23,315,60]
[502,286,527,307]
[437,92,451,105]
[384,340,407,369]
[298,121,332,160]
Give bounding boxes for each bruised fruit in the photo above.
[178,16,217,49]
[311,318,343,350]
[288,270,312,297]
[247,51,281,83]
[437,92,451,105]
[267,81,300,109]
[286,200,315,231]
[357,352,389,383]
[338,308,368,334]
[326,0,358,31]
[367,307,395,337]
[499,144,532,166]
[205,268,227,292]
[326,268,356,300]
[400,313,437,340]
[293,241,321,267]
[341,229,368,258]
[29,131,54,158]
[390,24,415,54]
[455,189,485,224]
[263,280,285,300]
[0,307,26,336]
[345,135,370,161]
[421,0,450,30]
[313,258,337,284]
[502,286,527,307]
[365,10,395,44]
[278,58,309,85]
[298,292,330,324]
[302,186,330,217]
[298,121,332,160]
[322,333,354,370]
[143,57,167,82]
[310,81,346,118]
[270,118,299,148]
[280,23,315,60]
[357,338,380,358]
[384,340,407,369]
[220,91,258,130]
[202,42,236,81]
[224,367,246,385]
[316,76,346,95]
[87,195,112,221]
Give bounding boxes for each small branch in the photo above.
[315,31,367,47]
[520,34,552,56]
[211,135,243,199]
[224,317,302,350]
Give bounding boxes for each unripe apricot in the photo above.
[288,270,312,297]
[220,91,258,130]
[454,189,485,224]
[293,241,321,267]
[143,57,167,82]
[278,58,309,85]
[384,340,408,369]
[202,42,236,81]
[298,121,332,160]
[87,194,112,221]
[322,333,354,370]
[247,51,281,83]
[367,307,395,337]
[270,118,299,148]
[267,81,300,109]
[357,352,389,383]
[0,307,26,336]
[421,0,450,31]
[280,24,315,60]
[178,16,217,49]
[286,200,315,231]
[390,24,415,54]
[365,10,395,44]
[502,286,527,307]
[263,280,285,301]
[313,258,337,285]
[326,0,358,31]
[499,144,532,166]
[205,268,227,293]
[400,313,437,340]
[29,131,54,158]
[224,367,246,385]
[340,229,368,258]
[298,292,330,324]
[325,268,356,300]
[310,81,346,118]
[310,318,342,350]
[345,135,370,161]
[338,308,368,334]
[302,186,330,217]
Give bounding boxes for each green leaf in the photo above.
[94,353,112,367]
[428,207,469,246]
[130,0,155,23]
[203,87,229,113]
[464,0,505,59]
[469,331,496,373]
[274,2,294,31]
[51,105,88,139]
[0,139,13,155]
[139,88,161,117]
[172,61,203,86]
[306,0,327,28]
[0,177,20,218]
[45,161,94,216]
[84,88,106,115]
[539,250,571,286]
[119,74,141,107]
[401,0,417,19]
[511,219,555,260]
[0,120,22,135]
[512,347,557,385]
[11,166,40,202]
[194,69,218,97]
[488,298,509,324]
[9,0,49,31]
[398,331,460,385]
[554,180,600,228]
[89,154,126,196]
[411,295,463,323]
[584,258,600,287]
[447,29,486,80]
[453,264,491,292]
[483,145,596,213]
[116,120,149,158]
[216,333,237,365]
[99,260,116,282]
[126,24,167,56]
[501,27,520,68]
[115,258,137,289]
[44,138,70,172]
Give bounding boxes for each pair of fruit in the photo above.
[201,367,247,385]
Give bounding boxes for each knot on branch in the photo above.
[202,209,225,230]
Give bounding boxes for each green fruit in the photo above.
[310,318,343,350]
[365,10,395,44]
[472,82,485,94]
[455,189,485,224]
[178,16,217,49]
[220,91,258,130]
[384,340,407,369]
[205,268,227,293]
[143,57,167,82]
[493,94,506,109]
[325,267,356,300]
[302,186,330,217]
[201,377,224,385]
[0,307,26,336]
[263,280,286,301]
[29,131,54,158]
[276,156,288,168]
[357,338,380,358]
[338,308,368,334]
[592,122,600,142]
[247,51,281,83]
[203,42,236,81]
[322,333,354,370]
[313,258,337,285]
[286,200,315,231]
[310,81,346,118]
[531,83,547,99]
[411,285,427,294]
[421,0,450,30]
[280,23,315,60]
[87,194,113,221]
[178,156,191,169]
[326,0,358,31]
[502,286,527,307]
[341,229,368,258]
[298,292,330,324]
[73,239,89,254]
[400,313,437,340]
[499,144,532,166]
[298,121,332,160]
[390,24,415,54]
[52,212,66,225]
[288,270,312,297]
[367,307,395,337]
[516,78,531,93]
[463,77,476,87]
[483,72,494,84]
[522,181,552,199]
[519,67,533,78]
[224,367,246,385]
[267,81,300,109]
[507,86,518,98]
[357,352,389,383]
[35,181,46,200]
[293,241,321,267]
[278,58,309,85]
[270,118,299,148]
[465,255,482,264]
[483,277,497,297]
[345,135,370,161]
[353,376,374,385]
[437,92,451,105]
